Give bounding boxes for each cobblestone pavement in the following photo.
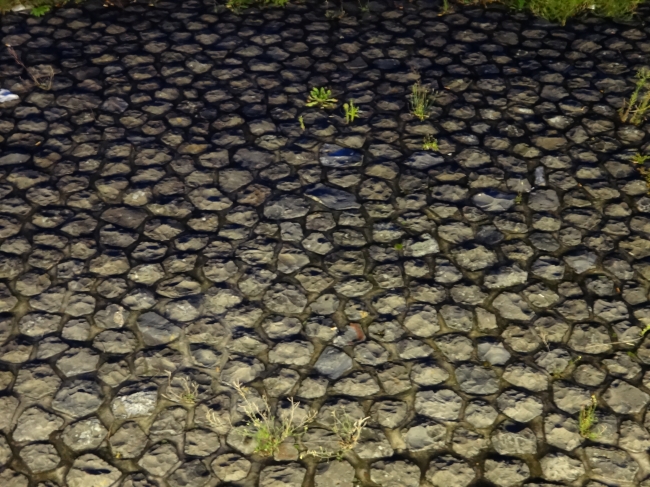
[1,1,650,486]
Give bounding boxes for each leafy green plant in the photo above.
[298,115,305,131]
[301,410,369,461]
[410,81,435,121]
[579,395,599,440]
[343,101,360,124]
[632,152,650,165]
[306,87,338,110]
[422,135,439,151]
[620,68,650,125]
[30,4,50,15]
[394,242,403,250]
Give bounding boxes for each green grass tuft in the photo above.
[579,395,599,440]
[620,68,650,126]
[410,81,436,122]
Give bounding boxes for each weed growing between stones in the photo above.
[343,101,360,124]
[552,355,581,379]
[298,115,306,131]
[527,0,587,25]
[306,87,338,110]
[441,0,644,22]
[579,395,600,440]
[230,382,315,457]
[5,44,53,90]
[422,135,439,151]
[632,152,650,165]
[29,4,49,14]
[410,81,436,121]
[163,373,200,405]
[620,67,650,125]
[301,410,369,461]
[225,0,251,11]
[632,155,650,194]
[594,0,642,18]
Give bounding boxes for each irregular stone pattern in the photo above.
[0,1,649,486]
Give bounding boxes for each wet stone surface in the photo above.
[1,0,650,486]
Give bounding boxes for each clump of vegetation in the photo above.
[343,101,360,124]
[633,154,650,195]
[579,395,600,440]
[29,4,50,15]
[440,0,452,13]
[632,152,650,165]
[0,0,57,15]
[225,0,288,11]
[422,135,439,151]
[306,87,338,110]
[620,68,650,126]
[225,0,251,10]
[593,0,642,19]
[527,0,587,25]
[229,382,315,457]
[5,44,53,90]
[435,0,643,25]
[163,373,200,405]
[641,324,650,337]
[410,82,436,121]
[301,410,369,461]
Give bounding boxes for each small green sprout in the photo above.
[343,101,360,124]
[641,324,650,337]
[422,135,439,151]
[30,5,51,16]
[632,152,650,165]
[298,115,305,131]
[306,87,338,109]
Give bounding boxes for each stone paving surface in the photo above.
[1,1,650,486]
